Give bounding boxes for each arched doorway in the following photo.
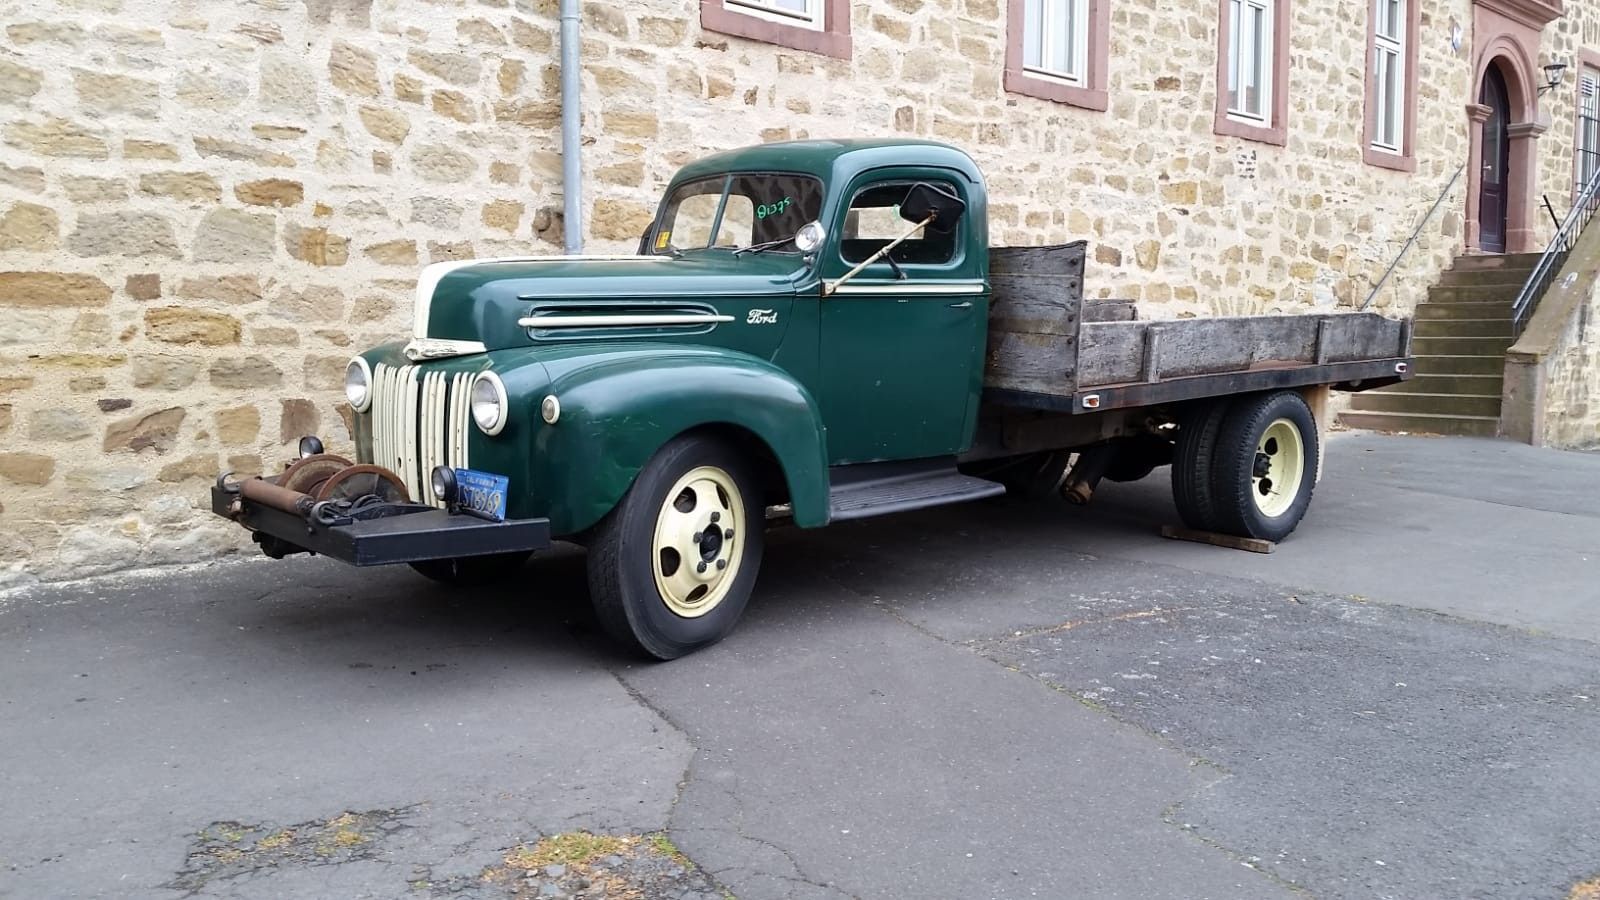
[1478,63,1512,253]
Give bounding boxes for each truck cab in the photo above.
[642,139,992,464]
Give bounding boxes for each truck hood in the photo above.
[409,253,807,354]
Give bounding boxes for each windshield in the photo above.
[650,172,825,254]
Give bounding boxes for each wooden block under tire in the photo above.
[1160,524,1276,554]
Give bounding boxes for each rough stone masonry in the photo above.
[0,0,1594,585]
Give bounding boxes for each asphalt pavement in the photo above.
[2,432,1597,900]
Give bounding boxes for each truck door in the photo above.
[816,173,986,464]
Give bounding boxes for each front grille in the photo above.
[370,362,473,507]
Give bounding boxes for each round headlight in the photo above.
[345,357,372,412]
[794,220,826,254]
[471,371,508,436]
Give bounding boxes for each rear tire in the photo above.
[409,551,531,586]
[588,433,765,660]
[1209,391,1319,542]
[1171,401,1230,532]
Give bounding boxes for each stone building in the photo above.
[0,0,1597,584]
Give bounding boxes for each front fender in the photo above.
[533,346,830,535]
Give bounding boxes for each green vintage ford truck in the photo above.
[212,138,1411,659]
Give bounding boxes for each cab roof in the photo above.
[668,138,985,188]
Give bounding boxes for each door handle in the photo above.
[948,301,973,309]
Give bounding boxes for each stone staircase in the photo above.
[1340,253,1541,437]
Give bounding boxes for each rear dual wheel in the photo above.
[1172,391,1318,542]
[588,434,764,660]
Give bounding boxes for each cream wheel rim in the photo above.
[651,465,744,618]
[1252,418,1305,518]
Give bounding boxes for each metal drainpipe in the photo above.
[559,0,583,254]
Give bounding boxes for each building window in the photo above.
[727,0,823,31]
[1213,0,1288,145]
[1361,0,1418,170]
[1023,0,1090,85]
[1371,0,1405,151]
[1004,0,1108,111]
[1576,61,1600,197]
[700,0,850,58]
[1225,0,1272,122]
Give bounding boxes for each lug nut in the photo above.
[691,532,702,543]
[697,561,707,573]
[724,528,734,539]
[710,512,720,523]
[716,559,727,570]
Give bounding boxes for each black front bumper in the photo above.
[212,486,552,567]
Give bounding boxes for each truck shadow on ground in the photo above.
[217,484,1183,673]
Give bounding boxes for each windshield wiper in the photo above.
[732,234,797,256]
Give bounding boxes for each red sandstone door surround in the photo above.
[1463,0,1562,254]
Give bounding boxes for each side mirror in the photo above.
[899,182,966,234]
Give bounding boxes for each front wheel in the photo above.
[1209,391,1319,542]
[587,434,765,660]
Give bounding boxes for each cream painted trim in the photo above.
[518,313,735,329]
[824,280,987,296]
[412,255,669,340]
[403,338,488,361]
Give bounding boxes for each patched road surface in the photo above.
[2,433,1597,899]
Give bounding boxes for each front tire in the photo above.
[1209,391,1319,542]
[587,434,765,660]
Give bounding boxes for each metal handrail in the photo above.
[1512,163,1600,333]
[1360,165,1465,311]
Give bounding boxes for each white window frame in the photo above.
[1371,0,1406,153]
[1226,0,1274,125]
[727,0,824,32]
[1577,68,1600,195]
[1022,0,1092,86]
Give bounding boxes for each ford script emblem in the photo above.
[747,309,778,325]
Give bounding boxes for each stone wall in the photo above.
[1541,278,1600,448]
[1504,215,1600,450]
[0,0,1591,585]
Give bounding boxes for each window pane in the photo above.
[1227,0,1243,112]
[1248,4,1266,116]
[841,182,959,266]
[1377,0,1401,40]
[1024,0,1043,68]
[672,193,722,250]
[1046,0,1072,75]
[730,0,818,24]
[1377,49,1400,147]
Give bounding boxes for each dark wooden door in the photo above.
[1479,66,1511,253]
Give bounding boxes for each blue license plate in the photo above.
[454,468,509,521]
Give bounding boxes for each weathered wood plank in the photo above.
[1077,313,1406,387]
[984,243,1086,394]
[1082,299,1138,323]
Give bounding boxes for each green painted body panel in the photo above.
[353,139,994,534]
[356,342,830,535]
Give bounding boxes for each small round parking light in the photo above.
[430,465,458,504]
[298,435,324,459]
[541,394,561,425]
[794,220,826,254]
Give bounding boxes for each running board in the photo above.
[827,459,1006,522]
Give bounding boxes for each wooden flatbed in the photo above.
[980,242,1412,414]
